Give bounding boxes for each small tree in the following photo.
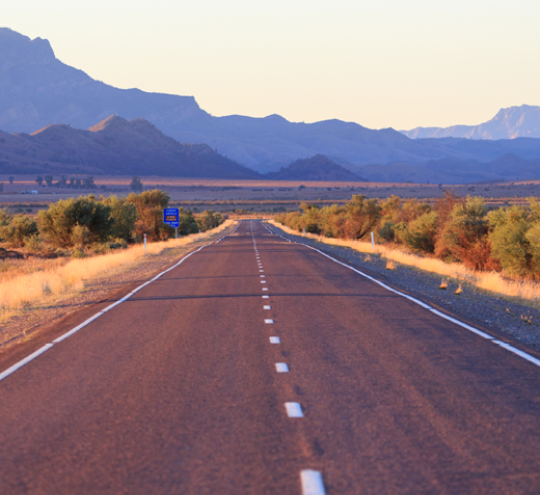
[8,176,14,185]
[127,189,170,241]
[0,182,3,193]
[83,176,95,189]
[44,175,54,187]
[35,176,43,186]
[0,215,38,247]
[130,176,143,193]
[38,196,114,248]
[101,195,137,242]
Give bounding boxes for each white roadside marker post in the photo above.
[371,231,375,251]
[144,233,147,254]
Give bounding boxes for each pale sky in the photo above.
[4,0,540,130]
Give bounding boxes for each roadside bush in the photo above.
[343,195,382,240]
[101,195,137,242]
[489,202,540,278]
[0,214,38,248]
[127,189,170,241]
[197,210,224,232]
[406,211,439,254]
[435,196,498,270]
[38,196,114,248]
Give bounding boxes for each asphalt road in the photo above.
[1,221,540,494]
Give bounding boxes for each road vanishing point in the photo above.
[1,221,540,494]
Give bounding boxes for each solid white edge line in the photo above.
[493,341,540,367]
[0,223,238,384]
[300,470,326,495]
[0,344,54,383]
[271,224,540,370]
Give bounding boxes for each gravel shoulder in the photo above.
[269,223,540,352]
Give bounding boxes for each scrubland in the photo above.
[0,220,233,325]
[272,192,540,303]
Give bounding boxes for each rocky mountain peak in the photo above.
[0,28,55,70]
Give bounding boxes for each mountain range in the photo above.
[0,116,258,178]
[2,27,540,182]
[402,106,540,140]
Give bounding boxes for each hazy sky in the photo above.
[4,0,540,129]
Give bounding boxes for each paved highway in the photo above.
[1,220,540,494]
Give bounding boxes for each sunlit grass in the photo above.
[0,220,235,322]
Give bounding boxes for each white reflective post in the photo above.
[144,233,147,253]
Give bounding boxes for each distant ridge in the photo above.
[402,105,540,140]
[267,155,365,181]
[0,116,260,178]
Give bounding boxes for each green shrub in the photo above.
[406,211,439,254]
[489,203,540,278]
[101,195,137,242]
[0,214,38,247]
[127,189,170,242]
[38,196,113,248]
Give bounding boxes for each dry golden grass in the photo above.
[269,220,540,304]
[386,260,397,271]
[0,220,235,321]
[439,279,449,290]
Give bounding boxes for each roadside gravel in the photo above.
[270,224,540,351]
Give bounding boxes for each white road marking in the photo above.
[262,295,269,299]
[0,344,54,383]
[276,228,540,370]
[260,275,265,278]
[264,305,271,310]
[0,236,222,384]
[285,402,304,418]
[270,337,280,344]
[300,470,326,495]
[275,362,289,372]
[265,319,274,324]
[261,281,267,284]
[263,288,269,291]
[493,341,540,367]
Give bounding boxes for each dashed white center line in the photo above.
[285,402,304,418]
[260,275,265,278]
[263,305,271,310]
[264,319,274,324]
[275,362,289,372]
[262,295,269,299]
[300,470,326,495]
[261,281,266,284]
[262,288,268,291]
[269,336,280,344]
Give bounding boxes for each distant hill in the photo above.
[352,153,540,184]
[267,155,365,181]
[402,105,540,140]
[0,116,260,178]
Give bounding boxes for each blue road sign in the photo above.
[163,208,180,228]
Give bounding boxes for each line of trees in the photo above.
[35,175,96,189]
[0,190,224,253]
[275,192,540,279]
